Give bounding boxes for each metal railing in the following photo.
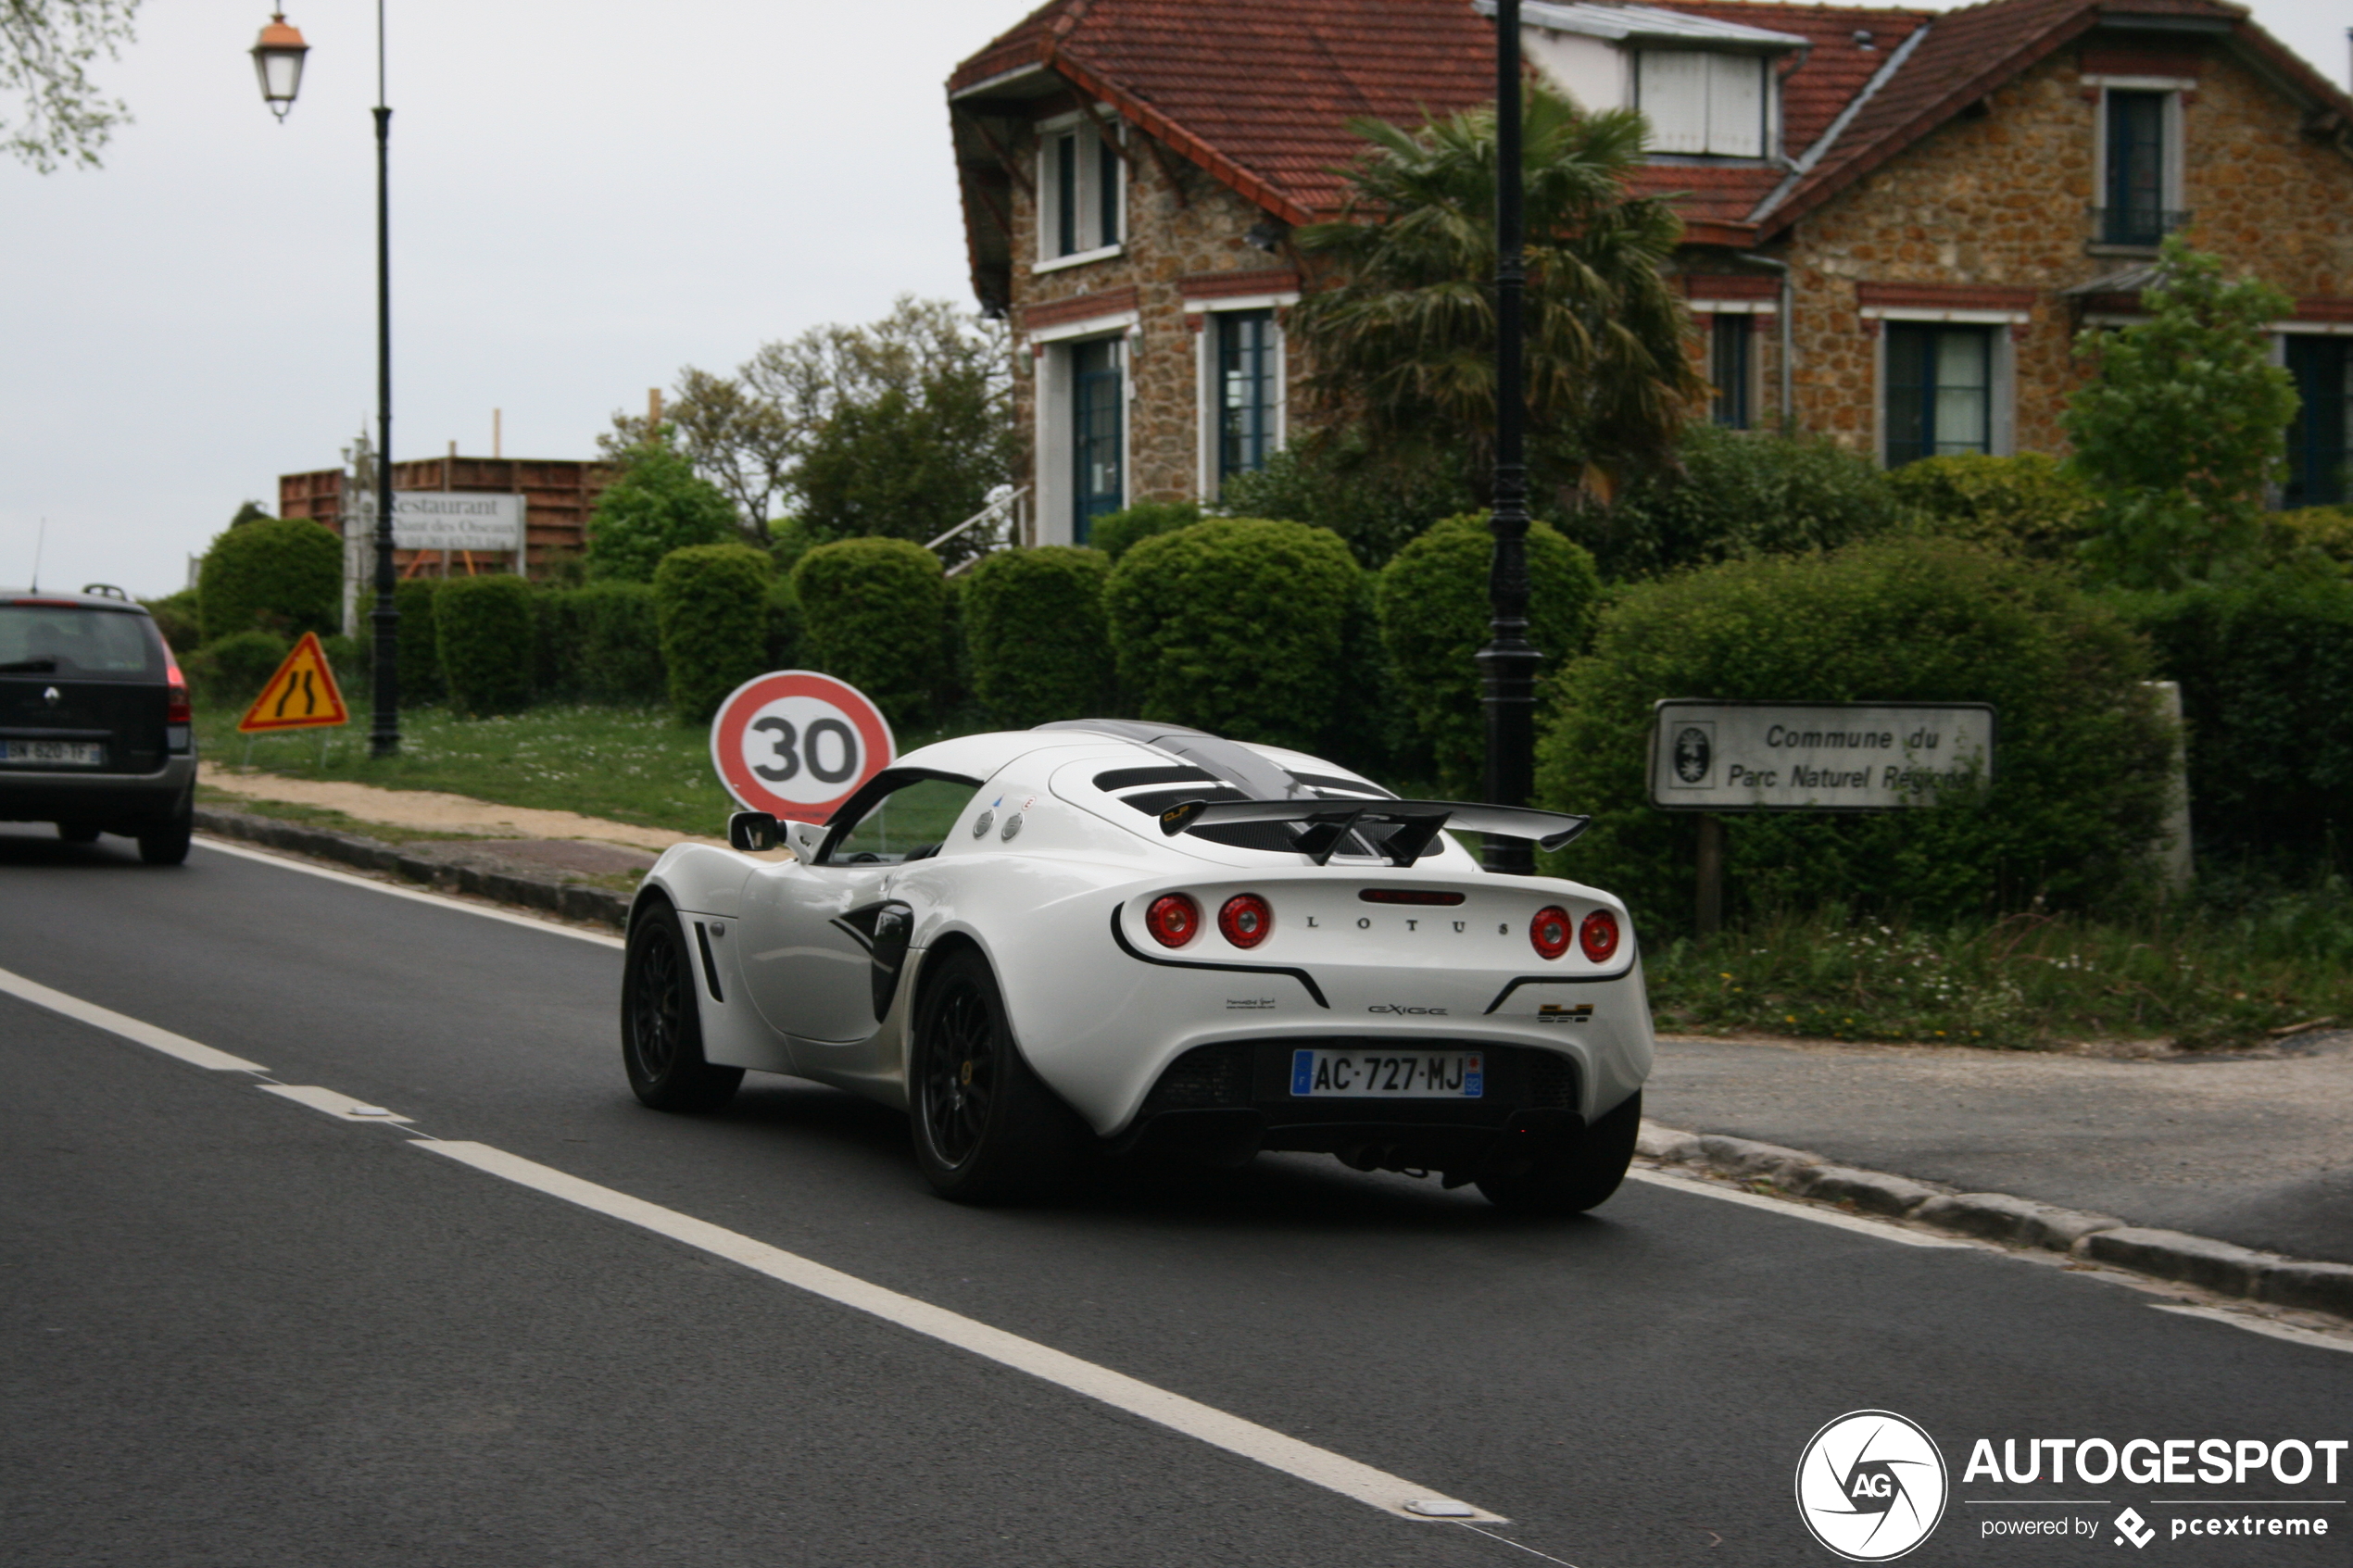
[2091,207,2192,248]
[925,485,1031,574]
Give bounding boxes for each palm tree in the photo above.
[1290,82,1700,506]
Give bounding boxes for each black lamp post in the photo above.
[1478,0,1538,874]
[252,6,401,758]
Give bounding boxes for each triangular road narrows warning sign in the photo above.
[237,631,351,734]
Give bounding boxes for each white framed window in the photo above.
[1188,292,1296,499]
[1035,110,1126,270]
[1636,51,1768,157]
[2085,77,2188,249]
[1869,312,2020,466]
[1029,310,1139,544]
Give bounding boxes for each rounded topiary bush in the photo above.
[391,578,444,703]
[656,544,774,722]
[962,546,1114,729]
[197,516,344,643]
[1536,537,2175,931]
[1887,452,2099,563]
[1377,513,1604,795]
[575,582,666,704]
[792,537,950,727]
[1089,500,1201,562]
[435,573,535,716]
[1104,518,1362,754]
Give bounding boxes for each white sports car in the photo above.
[622,721,1655,1211]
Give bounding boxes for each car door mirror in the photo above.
[728,811,781,852]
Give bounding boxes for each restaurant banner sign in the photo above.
[1648,700,1996,812]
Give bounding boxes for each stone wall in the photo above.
[1000,116,1299,521]
[1776,45,2353,457]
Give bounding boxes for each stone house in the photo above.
[946,0,2353,546]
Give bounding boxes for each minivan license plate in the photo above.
[1290,1048,1482,1098]
[3,740,104,766]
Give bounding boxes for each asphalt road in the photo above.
[3,824,2347,1567]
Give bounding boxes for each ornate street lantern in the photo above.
[251,12,309,120]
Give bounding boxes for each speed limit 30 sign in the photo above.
[710,671,895,822]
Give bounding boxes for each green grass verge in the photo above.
[1645,898,2353,1051]
[195,697,989,840]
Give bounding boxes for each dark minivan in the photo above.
[0,587,195,864]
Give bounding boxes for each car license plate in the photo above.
[1290,1048,1482,1098]
[3,740,104,766]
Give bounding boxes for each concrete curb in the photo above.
[194,807,633,931]
[1635,1122,2353,1323]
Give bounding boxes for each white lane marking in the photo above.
[194,834,626,949]
[261,1085,415,1123]
[0,965,266,1072]
[418,1139,1506,1524]
[2152,1303,2353,1355]
[1624,1166,1970,1248]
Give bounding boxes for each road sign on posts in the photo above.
[1648,700,1996,812]
[1647,700,1996,935]
[237,633,351,734]
[710,671,895,823]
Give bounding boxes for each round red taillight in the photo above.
[1530,905,1572,960]
[1218,893,1272,948]
[1580,909,1620,963]
[1146,893,1201,948]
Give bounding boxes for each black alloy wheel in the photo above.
[909,948,1085,1204]
[621,899,742,1112]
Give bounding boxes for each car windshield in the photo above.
[826,777,979,864]
[0,605,161,679]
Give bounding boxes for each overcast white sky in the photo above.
[2,0,2346,598]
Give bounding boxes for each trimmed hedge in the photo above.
[393,578,444,703]
[1536,537,2175,931]
[1578,424,1897,581]
[141,589,202,654]
[197,516,344,643]
[533,582,666,704]
[1105,518,1363,754]
[2121,571,2353,871]
[1887,452,2099,563]
[1090,501,1201,562]
[963,546,1115,728]
[1376,513,1604,795]
[435,574,535,716]
[655,544,774,722]
[793,537,951,727]
[766,578,803,671]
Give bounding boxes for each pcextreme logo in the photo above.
[1796,1410,1951,1562]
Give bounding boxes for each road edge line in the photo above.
[194,833,625,948]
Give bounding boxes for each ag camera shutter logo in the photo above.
[1795,1410,1949,1562]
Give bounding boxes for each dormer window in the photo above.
[1037,112,1125,268]
[1637,52,1767,157]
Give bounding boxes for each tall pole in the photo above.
[368,0,400,757]
[1478,0,1537,874]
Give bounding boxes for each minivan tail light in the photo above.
[1145,893,1201,948]
[1580,909,1620,963]
[1530,906,1572,960]
[164,650,191,723]
[1218,893,1272,948]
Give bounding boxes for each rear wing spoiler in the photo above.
[1156,797,1592,867]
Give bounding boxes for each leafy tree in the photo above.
[2063,238,2298,589]
[611,296,1014,559]
[1290,81,1701,511]
[583,436,739,583]
[228,500,273,529]
[4,0,139,171]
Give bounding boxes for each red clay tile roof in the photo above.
[948,0,2353,271]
